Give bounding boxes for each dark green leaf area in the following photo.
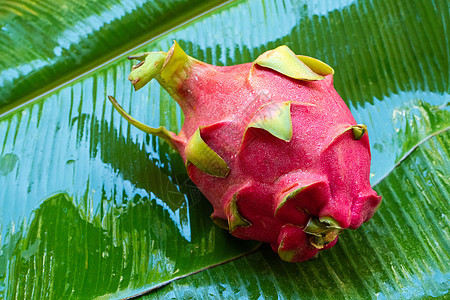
[0,0,229,111]
[7,193,174,299]
[150,131,450,300]
[4,193,259,299]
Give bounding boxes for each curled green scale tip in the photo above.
[226,194,251,232]
[304,217,341,235]
[274,185,305,216]
[318,216,342,228]
[274,178,326,216]
[304,217,342,249]
[277,239,297,262]
[297,55,334,76]
[323,123,369,152]
[185,128,230,178]
[254,45,325,81]
[352,124,368,140]
[247,101,293,142]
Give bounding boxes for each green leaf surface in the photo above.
[0,0,448,299]
[0,0,229,112]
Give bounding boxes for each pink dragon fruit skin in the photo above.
[108,41,382,262]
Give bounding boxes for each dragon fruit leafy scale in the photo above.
[108,41,382,262]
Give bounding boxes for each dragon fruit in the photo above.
[108,41,382,262]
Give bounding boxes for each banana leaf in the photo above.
[0,0,448,299]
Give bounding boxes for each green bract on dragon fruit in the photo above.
[108,41,382,262]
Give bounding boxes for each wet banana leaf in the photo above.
[0,0,448,299]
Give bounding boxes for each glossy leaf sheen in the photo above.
[0,0,448,299]
[0,0,229,112]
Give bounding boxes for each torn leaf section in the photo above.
[254,45,324,81]
[247,101,293,142]
[225,194,251,232]
[185,128,230,178]
[107,96,180,151]
[297,55,334,76]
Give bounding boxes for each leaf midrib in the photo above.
[372,126,450,187]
